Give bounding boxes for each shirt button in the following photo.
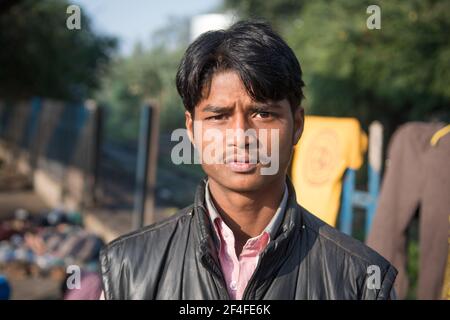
[230,281,237,291]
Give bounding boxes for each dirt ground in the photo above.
[0,189,64,300]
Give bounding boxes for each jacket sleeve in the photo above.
[375,264,398,300]
[358,263,398,300]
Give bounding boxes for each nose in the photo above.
[227,112,253,148]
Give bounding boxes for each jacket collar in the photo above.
[204,179,289,249]
[193,176,303,276]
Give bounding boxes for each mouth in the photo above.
[225,160,258,173]
[223,150,260,173]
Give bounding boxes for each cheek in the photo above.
[266,127,294,171]
[195,127,226,156]
[266,126,293,150]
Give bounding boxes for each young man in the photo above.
[99,20,397,300]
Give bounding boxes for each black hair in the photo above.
[176,20,305,114]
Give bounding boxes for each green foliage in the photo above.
[224,0,305,30]
[0,0,117,101]
[98,48,188,141]
[226,0,450,135]
[95,18,191,143]
[95,45,187,143]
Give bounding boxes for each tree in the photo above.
[0,0,117,101]
[225,0,450,137]
[94,16,192,143]
[224,0,305,31]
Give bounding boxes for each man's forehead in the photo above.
[196,71,291,112]
[209,70,244,90]
[200,71,251,102]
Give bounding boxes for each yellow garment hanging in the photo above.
[291,116,368,226]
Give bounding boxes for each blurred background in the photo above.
[0,0,448,300]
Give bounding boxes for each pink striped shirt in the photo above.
[205,182,288,299]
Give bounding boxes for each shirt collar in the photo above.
[204,180,289,241]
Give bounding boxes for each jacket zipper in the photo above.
[241,245,271,300]
[241,226,292,299]
[205,253,231,300]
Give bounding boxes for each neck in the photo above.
[207,176,286,253]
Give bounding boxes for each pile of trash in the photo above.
[0,208,104,278]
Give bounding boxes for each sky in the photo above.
[74,0,223,55]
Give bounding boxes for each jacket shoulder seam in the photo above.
[304,224,387,267]
[106,205,193,250]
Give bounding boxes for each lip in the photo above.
[226,161,257,173]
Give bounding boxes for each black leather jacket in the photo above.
[100,179,397,300]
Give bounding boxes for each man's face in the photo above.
[185,70,304,193]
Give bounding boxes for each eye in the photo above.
[254,111,273,119]
[206,114,227,121]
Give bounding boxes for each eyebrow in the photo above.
[202,105,233,113]
[203,103,281,114]
[248,103,281,112]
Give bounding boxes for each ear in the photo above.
[293,107,304,145]
[185,111,195,146]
